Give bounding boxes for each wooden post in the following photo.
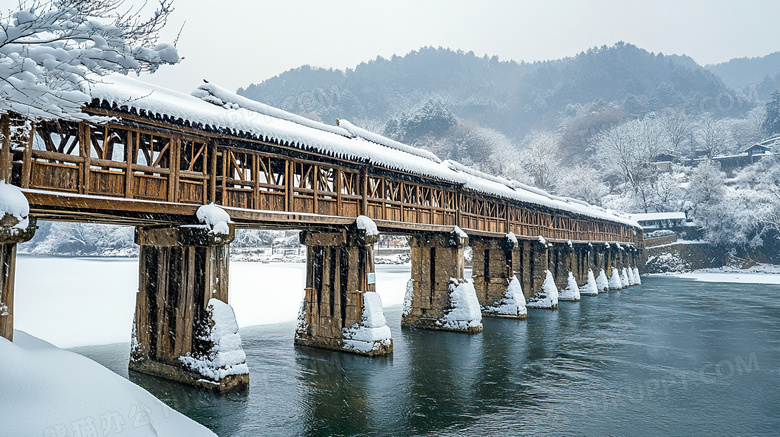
[0,114,11,182]
[131,223,248,392]
[0,214,36,342]
[361,166,369,216]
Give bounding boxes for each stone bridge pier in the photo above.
[295,225,393,356]
[402,228,483,333]
[130,223,249,392]
[471,234,526,319]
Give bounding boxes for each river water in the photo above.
[70,269,780,436]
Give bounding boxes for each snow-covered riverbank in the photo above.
[0,331,215,436]
[653,263,780,285]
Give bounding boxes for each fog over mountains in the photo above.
[238,42,777,144]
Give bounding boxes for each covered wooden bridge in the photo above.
[0,75,642,392]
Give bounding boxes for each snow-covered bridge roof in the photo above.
[84,74,639,229]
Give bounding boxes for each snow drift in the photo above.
[0,331,215,436]
[342,291,392,354]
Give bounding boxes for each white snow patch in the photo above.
[483,275,527,317]
[355,215,379,237]
[538,235,547,245]
[342,291,392,353]
[620,268,630,288]
[196,203,231,235]
[667,264,780,285]
[337,119,441,162]
[632,267,642,285]
[1,331,215,436]
[527,270,559,309]
[609,268,623,290]
[0,181,30,232]
[506,232,518,246]
[453,226,468,240]
[558,271,581,301]
[402,279,414,318]
[596,268,609,292]
[179,299,248,381]
[579,269,599,296]
[295,298,308,337]
[627,266,636,285]
[439,280,482,330]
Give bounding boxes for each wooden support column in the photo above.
[529,239,549,300]
[402,229,482,333]
[574,245,587,285]
[0,116,35,342]
[552,243,570,291]
[295,225,392,356]
[0,214,36,343]
[520,240,532,299]
[604,244,614,277]
[130,223,248,392]
[577,243,599,284]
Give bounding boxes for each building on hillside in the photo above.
[651,153,678,172]
[627,212,687,231]
[681,137,777,176]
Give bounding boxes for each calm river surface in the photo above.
[73,272,780,436]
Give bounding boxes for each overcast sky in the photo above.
[7,0,780,93]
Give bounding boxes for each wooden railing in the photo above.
[7,116,640,245]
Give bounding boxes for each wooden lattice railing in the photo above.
[4,115,640,244]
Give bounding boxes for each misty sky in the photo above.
[4,0,780,93]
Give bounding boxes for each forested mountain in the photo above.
[238,43,737,143]
[706,51,780,89]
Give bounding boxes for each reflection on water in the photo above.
[73,275,780,436]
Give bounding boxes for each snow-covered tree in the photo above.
[684,160,725,225]
[552,164,608,206]
[0,0,179,120]
[727,110,765,150]
[694,114,734,158]
[450,121,514,173]
[592,116,667,185]
[653,171,685,212]
[591,116,670,211]
[383,97,456,145]
[658,108,691,155]
[518,130,560,190]
[762,90,780,137]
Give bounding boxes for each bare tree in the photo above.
[0,0,179,120]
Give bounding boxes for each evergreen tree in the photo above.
[762,90,780,137]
